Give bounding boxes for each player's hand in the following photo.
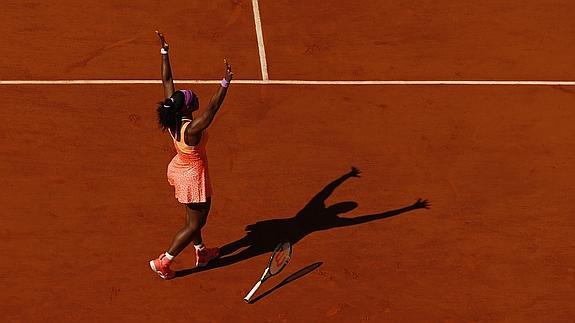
[155,30,169,51]
[412,198,430,209]
[349,166,361,177]
[224,59,233,82]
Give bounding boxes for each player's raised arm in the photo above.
[156,31,175,98]
[187,60,233,135]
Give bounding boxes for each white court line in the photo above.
[1,80,574,85]
[251,0,269,81]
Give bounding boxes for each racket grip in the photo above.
[244,280,262,302]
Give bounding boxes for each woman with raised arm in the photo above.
[149,31,233,280]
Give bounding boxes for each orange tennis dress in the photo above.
[167,119,212,203]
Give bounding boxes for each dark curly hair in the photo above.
[157,91,186,141]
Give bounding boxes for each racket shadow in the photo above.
[247,262,323,304]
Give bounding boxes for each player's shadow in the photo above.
[176,167,430,278]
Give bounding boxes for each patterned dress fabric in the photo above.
[167,120,212,203]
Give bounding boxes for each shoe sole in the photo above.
[149,260,158,272]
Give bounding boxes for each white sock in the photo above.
[194,243,205,251]
[164,252,175,260]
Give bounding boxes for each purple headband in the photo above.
[180,89,194,107]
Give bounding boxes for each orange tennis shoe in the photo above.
[196,247,220,267]
[149,254,176,280]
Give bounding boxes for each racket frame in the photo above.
[243,241,292,302]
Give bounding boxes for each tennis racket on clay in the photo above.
[244,241,292,303]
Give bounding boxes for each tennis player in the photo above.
[149,32,233,280]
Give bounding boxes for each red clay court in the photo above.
[1,1,574,322]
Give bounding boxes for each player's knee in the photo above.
[185,221,201,232]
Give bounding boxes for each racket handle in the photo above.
[244,280,262,302]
